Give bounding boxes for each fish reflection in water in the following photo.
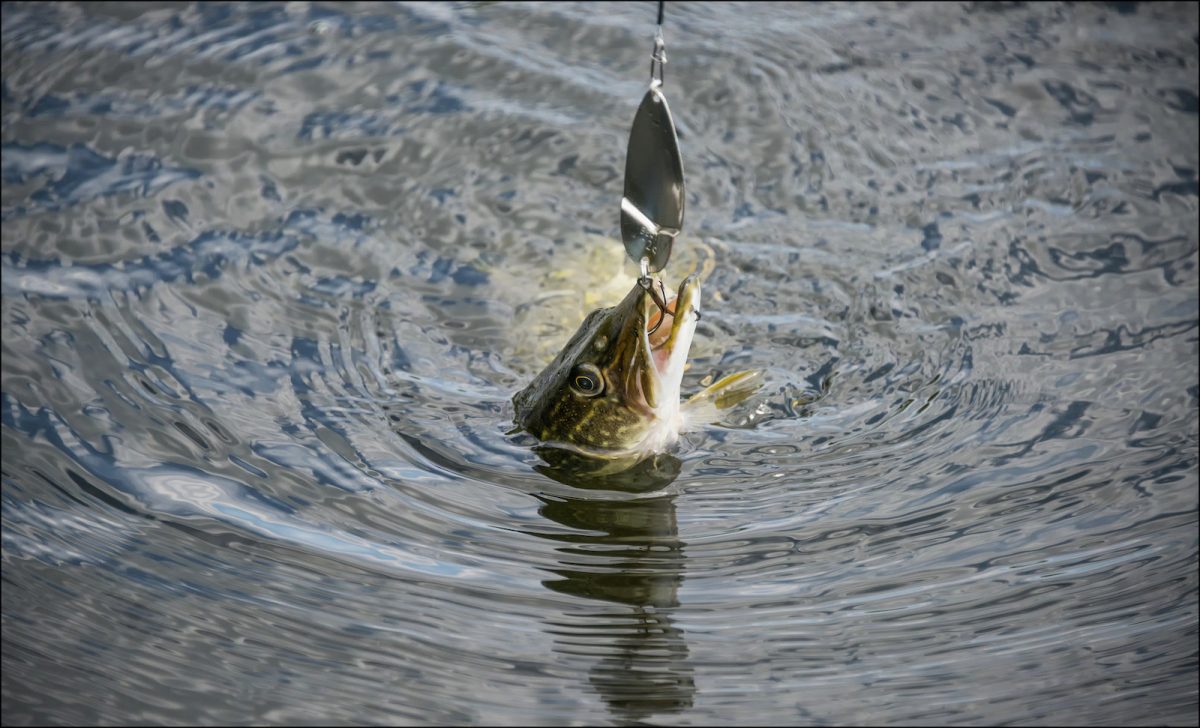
[530,451,693,721]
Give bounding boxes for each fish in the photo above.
[512,272,761,467]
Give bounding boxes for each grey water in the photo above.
[2,2,1197,725]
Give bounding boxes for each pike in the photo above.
[513,272,760,466]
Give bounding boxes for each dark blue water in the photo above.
[3,2,1197,725]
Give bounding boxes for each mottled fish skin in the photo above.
[514,275,700,460]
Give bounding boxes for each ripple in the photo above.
[3,1,1198,726]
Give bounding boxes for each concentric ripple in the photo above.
[3,2,1197,725]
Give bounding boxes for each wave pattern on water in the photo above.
[2,1,1197,725]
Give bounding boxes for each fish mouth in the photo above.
[633,273,700,410]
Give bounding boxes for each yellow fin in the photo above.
[682,369,764,424]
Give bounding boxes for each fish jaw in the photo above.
[634,274,701,456]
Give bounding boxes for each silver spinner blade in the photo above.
[621,84,685,274]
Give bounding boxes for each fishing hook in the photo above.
[638,255,671,336]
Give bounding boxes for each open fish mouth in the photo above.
[510,270,703,463]
[635,273,700,411]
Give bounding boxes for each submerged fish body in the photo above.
[513,273,761,465]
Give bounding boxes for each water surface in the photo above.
[2,2,1198,725]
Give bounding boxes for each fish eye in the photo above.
[570,364,605,397]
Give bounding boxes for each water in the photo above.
[2,1,1197,724]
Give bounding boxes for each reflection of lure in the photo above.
[512,272,762,469]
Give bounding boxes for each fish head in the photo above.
[513,273,700,459]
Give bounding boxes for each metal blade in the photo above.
[621,85,684,273]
